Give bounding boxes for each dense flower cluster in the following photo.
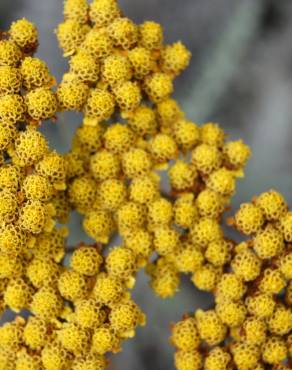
[56,0,190,120]
[171,190,292,370]
[0,20,67,319]
[0,1,289,370]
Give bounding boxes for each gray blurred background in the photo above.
[1,0,292,369]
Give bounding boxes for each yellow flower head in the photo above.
[0,319,24,350]
[254,224,284,259]
[278,211,292,242]
[231,248,261,282]
[90,150,120,182]
[80,28,113,59]
[215,273,246,302]
[0,122,17,151]
[192,264,220,292]
[147,197,173,227]
[0,94,26,124]
[206,168,235,196]
[70,50,100,83]
[22,174,53,202]
[191,143,222,175]
[262,336,287,365]
[122,147,152,179]
[215,300,246,327]
[0,164,22,192]
[195,309,227,346]
[10,18,38,51]
[92,273,124,306]
[128,47,153,79]
[58,269,88,301]
[41,341,72,370]
[56,19,89,56]
[234,202,264,235]
[26,257,60,288]
[108,17,138,49]
[0,65,21,96]
[83,209,114,243]
[175,241,204,273]
[129,175,159,204]
[114,80,141,112]
[173,195,199,229]
[109,299,145,335]
[74,298,106,329]
[150,133,178,164]
[13,129,48,167]
[144,72,173,103]
[127,104,157,136]
[171,317,200,351]
[124,228,153,260]
[57,323,90,356]
[57,80,89,111]
[25,87,58,121]
[156,98,184,128]
[246,292,275,319]
[0,40,22,67]
[106,246,137,280]
[0,189,18,223]
[173,119,200,150]
[174,350,202,370]
[75,123,103,154]
[190,217,223,248]
[23,316,48,350]
[0,222,27,254]
[201,122,225,148]
[138,21,163,50]
[15,350,42,370]
[231,342,260,370]
[21,57,54,90]
[153,226,179,256]
[4,277,34,312]
[205,347,231,370]
[196,189,223,219]
[205,239,231,267]
[89,0,121,27]
[71,246,103,276]
[223,139,251,169]
[147,258,179,298]
[161,41,191,77]
[91,324,120,355]
[64,0,89,23]
[68,176,97,213]
[101,54,132,86]
[97,178,127,211]
[104,123,135,154]
[117,202,146,234]
[241,317,267,345]
[31,286,64,319]
[71,354,106,370]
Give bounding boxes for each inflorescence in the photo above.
[0,1,290,369]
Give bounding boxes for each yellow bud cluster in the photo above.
[172,190,292,369]
[56,0,191,124]
[0,3,290,370]
[0,23,67,328]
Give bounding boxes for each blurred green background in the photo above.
[1,0,292,369]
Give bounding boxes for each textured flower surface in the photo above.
[0,1,291,370]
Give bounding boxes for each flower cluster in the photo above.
[171,190,292,370]
[56,0,190,121]
[0,243,145,370]
[0,1,289,370]
[0,19,68,320]
[0,18,57,125]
